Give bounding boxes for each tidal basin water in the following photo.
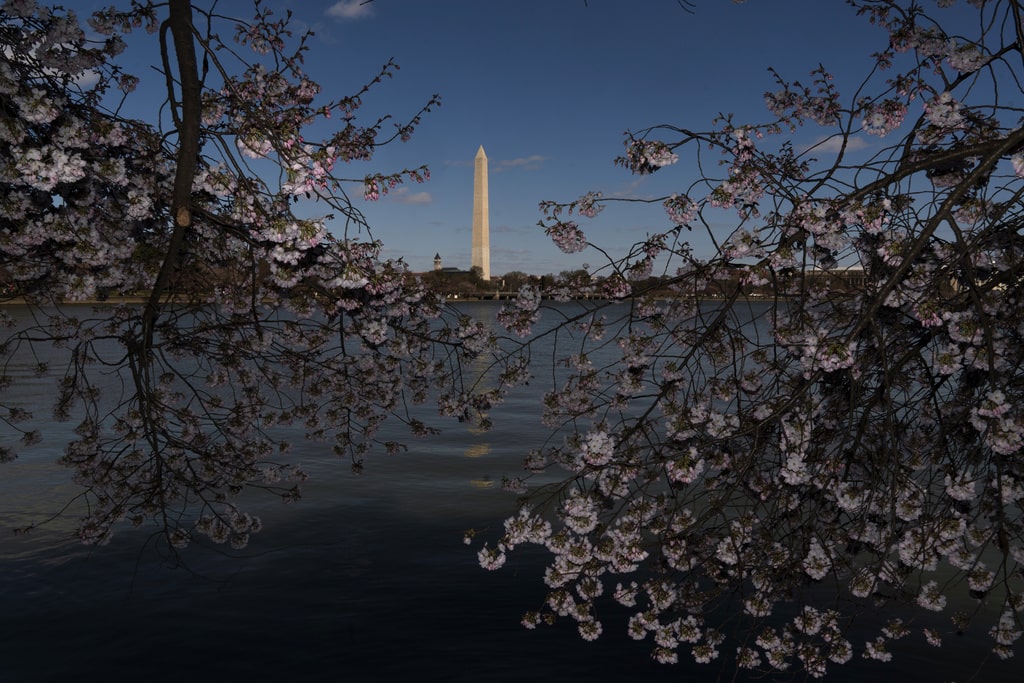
[0,301,1019,682]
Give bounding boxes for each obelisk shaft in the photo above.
[472,145,490,281]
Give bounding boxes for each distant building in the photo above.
[807,265,866,291]
[434,253,442,271]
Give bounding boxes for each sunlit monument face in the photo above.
[472,145,490,281]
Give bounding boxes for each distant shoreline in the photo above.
[1,296,151,306]
[2,294,777,308]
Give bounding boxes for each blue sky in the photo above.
[301,0,886,276]
[80,0,910,275]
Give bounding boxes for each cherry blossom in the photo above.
[5,1,1024,678]
[478,0,1024,676]
[1,1,473,555]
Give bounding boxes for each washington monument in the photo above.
[472,145,490,281]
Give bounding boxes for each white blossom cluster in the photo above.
[2,3,496,557]
[478,1,1024,677]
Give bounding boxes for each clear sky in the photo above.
[76,0,918,276]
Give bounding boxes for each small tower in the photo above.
[433,253,442,271]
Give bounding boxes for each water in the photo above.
[0,302,1018,682]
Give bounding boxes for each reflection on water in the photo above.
[0,302,1019,681]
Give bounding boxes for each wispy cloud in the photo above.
[74,70,101,89]
[495,155,547,172]
[3,45,101,89]
[391,188,433,205]
[446,154,548,171]
[611,177,651,199]
[800,135,870,154]
[492,224,531,235]
[325,0,373,21]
